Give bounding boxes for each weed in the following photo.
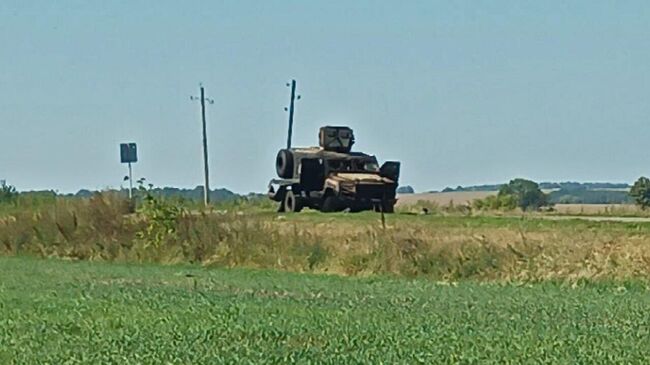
[135,182,185,248]
[0,182,17,205]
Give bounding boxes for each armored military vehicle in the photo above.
[268,126,400,213]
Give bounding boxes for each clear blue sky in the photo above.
[1,1,649,193]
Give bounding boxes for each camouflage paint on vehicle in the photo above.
[268,126,400,213]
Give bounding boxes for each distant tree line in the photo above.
[548,190,633,204]
[539,182,630,190]
[439,181,633,205]
[8,186,242,204]
[442,182,630,193]
[78,186,240,202]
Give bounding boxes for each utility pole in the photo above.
[191,84,214,207]
[284,79,300,149]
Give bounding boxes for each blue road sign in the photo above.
[120,143,137,163]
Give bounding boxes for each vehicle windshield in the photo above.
[364,162,379,172]
[328,159,378,173]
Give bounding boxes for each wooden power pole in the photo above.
[285,80,300,149]
[191,84,214,207]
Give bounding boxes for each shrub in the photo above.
[0,182,17,205]
[135,182,185,248]
[472,194,517,211]
[498,178,548,211]
[630,177,650,209]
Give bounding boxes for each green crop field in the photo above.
[2,193,650,362]
[1,256,649,364]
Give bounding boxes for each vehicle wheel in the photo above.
[283,191,303,213]
[321,196,340,213]
[276,149,294,178]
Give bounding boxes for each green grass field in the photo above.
[2,256,649,364]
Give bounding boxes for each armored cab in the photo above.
[319,126,355,152]
[268,126,401,213]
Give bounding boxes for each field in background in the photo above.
[396,191,496,207]
[2,256,649,363]
[553,203,644,216]
[398,192,646,217]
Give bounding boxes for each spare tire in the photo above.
[276,149,294,178]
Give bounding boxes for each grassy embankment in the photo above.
[1,193,650,282]
[1,256,649,363]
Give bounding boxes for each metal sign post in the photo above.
[127,162,133,199]
[120,143,138,199]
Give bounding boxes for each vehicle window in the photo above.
[364,162,379,172]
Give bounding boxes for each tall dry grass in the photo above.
[0,192,137,260]
[1,193,650,282]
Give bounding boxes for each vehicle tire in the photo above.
[283,190,303,213]
[321,195,340,213]
[276,149,294,178]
